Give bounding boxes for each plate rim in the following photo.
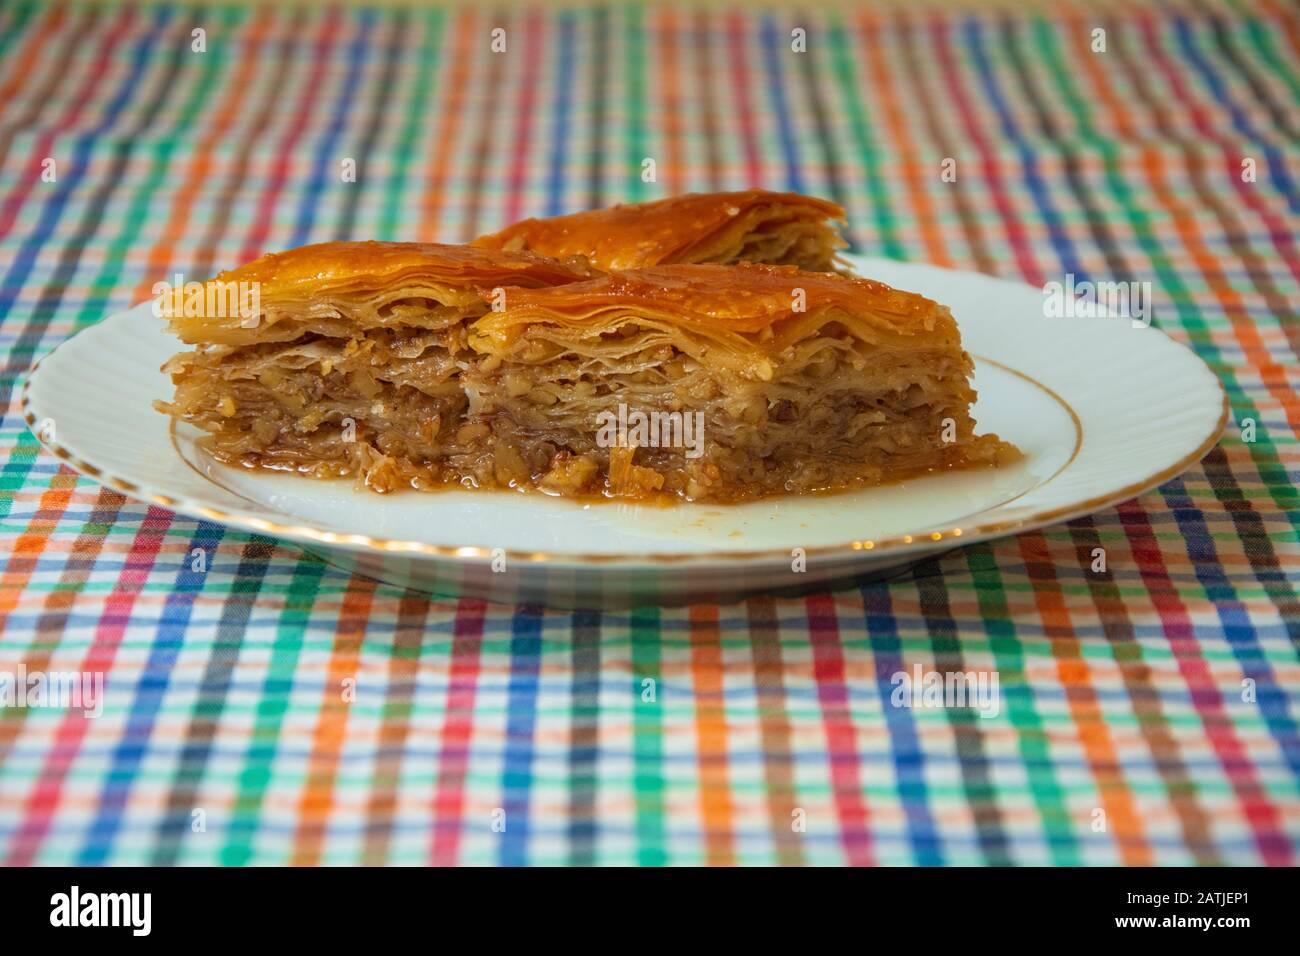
[20,260,1230,568]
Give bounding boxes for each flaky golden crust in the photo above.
[473,263,955,346]
[207,240,588,296]
[163,241,590,347]
[473,190,845,271]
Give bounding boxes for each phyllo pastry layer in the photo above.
[473,189,846,273]
[155,241,590,485]
[156,243,1017,502]
[461,264,1018,501]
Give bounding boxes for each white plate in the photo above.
[22,256,1227,606]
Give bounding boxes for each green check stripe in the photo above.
[221,556,329,865]
[618,4,667,866]
[377,10,445,241]
[965,544,1081,865]
[827,14,905,259]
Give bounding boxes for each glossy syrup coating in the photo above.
[207,240,589,298]
[474,262,954,344]
[473,190,846,271]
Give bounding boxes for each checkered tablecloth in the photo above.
[0,0,1297,866]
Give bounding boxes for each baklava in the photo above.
[461,264,1017,501]
[473,189,847,272]
[155,241,589,487]
[156,244,1016,502]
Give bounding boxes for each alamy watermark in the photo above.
[0,665,103,718]
[890,664,1000,719]
[50,886,150,936]
[595,403,705,459]
[152,273,262,328]
[1043,274,1153,328]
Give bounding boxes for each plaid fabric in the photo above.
[0,0,1297,867]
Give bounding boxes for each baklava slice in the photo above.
[473,189,847,272]
[155,241,588,490]
[459,264,1018,502]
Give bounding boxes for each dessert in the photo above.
[473,189,846,272]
